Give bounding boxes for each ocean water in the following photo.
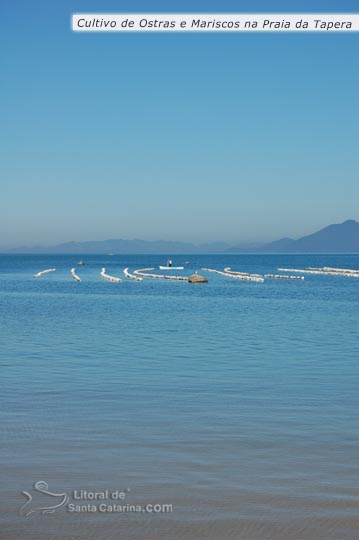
[0,253,358,540]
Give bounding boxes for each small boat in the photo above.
[160,258,184,270]
[77,261,85,266]
[159,265,184,270]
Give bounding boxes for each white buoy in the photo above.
[201,268,264,283]
[278,267,359,278]
[134,268,188,281]
[265,274,304,280]
[71,268,81,282]
[34,268,56,278]
[123,268,143,281]
[100,268,122,283]
[224,267,263,278]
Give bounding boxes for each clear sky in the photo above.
[2,0,359,248]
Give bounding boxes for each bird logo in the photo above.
[20,481,69,517]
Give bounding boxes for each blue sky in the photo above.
[2,0,359,247]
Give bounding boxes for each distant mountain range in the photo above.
[6,220,359,254]
[9,239,231,255]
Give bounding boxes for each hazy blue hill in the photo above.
[227,220,359,253]
[288,219,359,253]
[226,237,294,253]
[9,239,231,254]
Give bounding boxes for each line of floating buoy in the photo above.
[71,268,81,282]
[100,268,122,283]
[278,267,359,278]
[123,268,143,282]
[224,267,263,278]
[34,268,56,278]
[265,274,304,280]
[202,268,264,283]
[133,268,188,281]
[317,266,359,274]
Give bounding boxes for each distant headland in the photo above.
[4,220,359,254]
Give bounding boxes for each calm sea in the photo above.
[1,254,358,540]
